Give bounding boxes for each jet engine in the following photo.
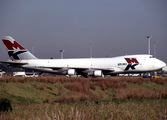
[67,69,76,75]
[94,70,104,77]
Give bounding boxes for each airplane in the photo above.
[1,36,166,77]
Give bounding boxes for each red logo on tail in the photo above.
[2,40,26,51]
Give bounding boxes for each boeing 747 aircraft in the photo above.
[1,36,166,77]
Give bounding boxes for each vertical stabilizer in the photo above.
[2,36,37,60]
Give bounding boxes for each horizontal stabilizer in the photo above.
[0,61,28,66]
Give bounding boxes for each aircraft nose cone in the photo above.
[154,59,166,70]
[161,61,166,68]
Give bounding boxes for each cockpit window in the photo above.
[149,55,153,58]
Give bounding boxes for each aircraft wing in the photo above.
[0,61,28,66]
[45,66,115,76]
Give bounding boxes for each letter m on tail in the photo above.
[2,36,36,60]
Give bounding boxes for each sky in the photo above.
[0,0,167,64]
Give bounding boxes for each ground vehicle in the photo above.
[152,74,162,79]
[13,72,38,77]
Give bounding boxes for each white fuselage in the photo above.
[16,54,166,76]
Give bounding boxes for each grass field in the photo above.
[0,76,167,120]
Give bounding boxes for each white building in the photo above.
[0,69,5,77]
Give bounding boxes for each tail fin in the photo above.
[2,36,37,60]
